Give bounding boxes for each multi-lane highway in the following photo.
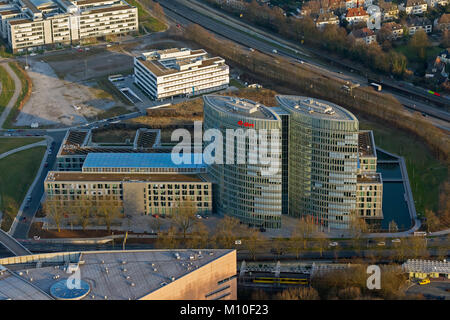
[158,0,450,130]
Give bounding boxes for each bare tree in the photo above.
[244,227,264,260]
[275,287,320,300]
[186,221,210,249]
[44,201,64,232]
[172,201,197,240]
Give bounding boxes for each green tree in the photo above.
[409,30,430,61]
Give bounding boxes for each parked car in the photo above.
[391,238,401,243]
[196,214,202,219]
[329,242,338,247]
[377,241,386,246]
[44,162,48,168]
[419,278,430,285]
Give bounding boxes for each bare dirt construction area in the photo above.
[15,48,136,128]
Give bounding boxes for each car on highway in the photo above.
[26,196,32,202]
[272,49,278,54]
[106,44,112,48]
[391,238,401,243]
[419,278,430,285]
[22,217,27,222]
[329,242,338,247]
[377,241,386,246]
[44,162,48,168]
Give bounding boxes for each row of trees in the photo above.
[44,199,123,233]
[205,0,409,76]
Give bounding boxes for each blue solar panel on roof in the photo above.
[82,153,205,169]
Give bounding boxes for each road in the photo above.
[158,0,450,130]
[0,229,31,256]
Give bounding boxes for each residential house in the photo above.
[350,27,377,44]
[378,1,400,21]
[344,7,369,25]
[315,12,340,28]
[381,22,404,39]
[427,0,449,8]
[399,0,428,15]
[407,16,433,34]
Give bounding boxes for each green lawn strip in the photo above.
[3,62,30,129]
[0,137,44,154]
[126,0,166,33]
[230,79,245,88]
[0,146,46,231]
[359,118,448,216]
[0,64,15,116]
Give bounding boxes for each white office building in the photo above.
[134,48,229,100]
[0,0,138,52]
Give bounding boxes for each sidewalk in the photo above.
[0,62,21,129]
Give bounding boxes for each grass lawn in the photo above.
[126,0,167,33]
[0,64,15,116]
[0,146,46,231]
[3,62,31,129]
[359,118,448,216]
[394,44,443,64]
[92,128,137,143]
[230,79,245,89]
[0,137,44,154]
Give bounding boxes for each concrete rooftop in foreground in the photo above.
[0,249,235,300]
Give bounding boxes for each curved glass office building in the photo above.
[276,95,359,229]
[203,95,282,228]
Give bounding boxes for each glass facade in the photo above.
[203,96,283,228]
[277,96,360,229]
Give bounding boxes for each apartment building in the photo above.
[399,0,428,15]
[2,0,138,52]
[134,48,229,100]
[407,16,433,34]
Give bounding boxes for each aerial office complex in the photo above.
[48,95,383,229]
[134,48,229,100]
[0,0,138,52]
[203,95,283,228]
[0,249,237,300]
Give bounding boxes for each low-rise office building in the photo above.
[0,249,237,300]
[134,48,229,100]
[1,0,138,52]
[56,128,168,171]
[45,154,212,217]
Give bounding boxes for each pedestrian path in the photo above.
[0,139,47,160]
[0,62,21,129]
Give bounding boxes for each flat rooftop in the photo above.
[358,130,376,157]
[45,171,207,182]
[203,95,280,121]
[82,153,206,169]
[0,249,234,300]
[357,173,382,183]
[137,48,225,77]
[276,95,358,121]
